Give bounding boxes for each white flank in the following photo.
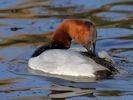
[28,49,109,77]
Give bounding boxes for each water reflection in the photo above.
[0,0,132,100]
[0,77,23,87]
[0,32,52,47]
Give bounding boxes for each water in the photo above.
[0,0,132,100]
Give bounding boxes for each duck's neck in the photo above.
[51,22,71,49]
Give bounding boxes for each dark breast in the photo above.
[31,43,66,57]
[31,44,51,57]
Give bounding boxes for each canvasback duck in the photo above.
[28,19,117,79]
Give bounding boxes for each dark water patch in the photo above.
[111,5,133,11]
[0,0,132,23]
[102,34,133,40]
[0,19,58,37]
[110,48,133,53]
[97,90,127,96]
[113,35,133,40]
[15,96,50,100]
[98,40,133,48]
[0,33,52,47]
[10,27,24,31]
[0,77,23,87]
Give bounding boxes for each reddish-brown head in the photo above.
[51,19,97,54]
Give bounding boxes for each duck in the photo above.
[28,19,117,79]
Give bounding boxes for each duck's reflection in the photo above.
[49,84,96,99]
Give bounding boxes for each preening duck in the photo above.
[28,19,117,79]
[51,19,97,55]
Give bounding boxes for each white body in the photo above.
[28,49,109,77]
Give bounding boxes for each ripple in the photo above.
[0,32,52,47]
[0,0,133,100]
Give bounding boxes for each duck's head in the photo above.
[51,19,97,55]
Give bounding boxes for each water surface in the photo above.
[0,0,133,100]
